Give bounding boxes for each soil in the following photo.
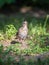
[0,38,28,50]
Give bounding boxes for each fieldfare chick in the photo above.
[17,20,28,40]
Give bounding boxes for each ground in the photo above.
[0,6,49,65]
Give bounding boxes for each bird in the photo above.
[16,20,28,40]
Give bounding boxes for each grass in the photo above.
[0,16,49,40]
[0,44,49,65]
[0,14,49,64]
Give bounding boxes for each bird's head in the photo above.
[22,20,28,27]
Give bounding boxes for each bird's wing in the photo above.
[18,27,23,33]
